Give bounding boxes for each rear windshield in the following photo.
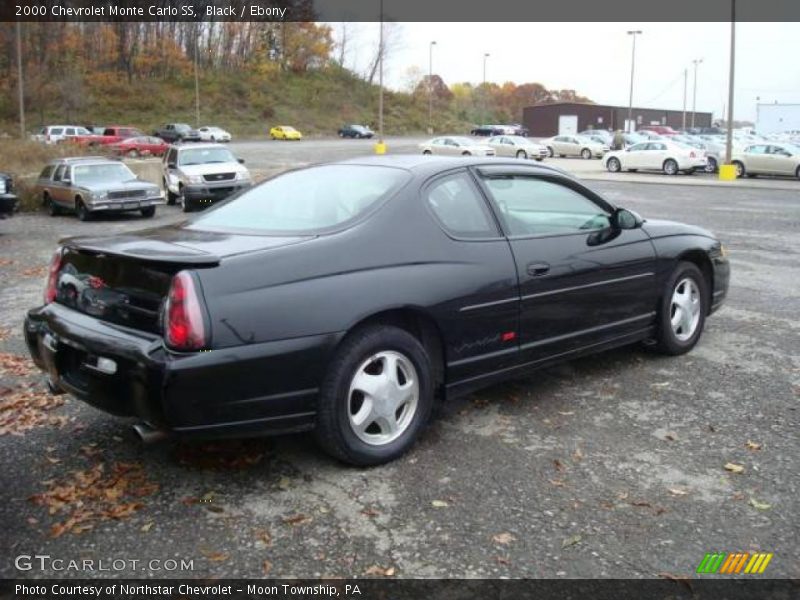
[73,163,136,184]
[188,165,410,234]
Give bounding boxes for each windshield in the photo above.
[72,163,136,184]
[174,124,191,132]
[575,136,597,144]
[451,137,475,145]
[188,165,410,234]
[506,136,529,144]
[178,147,237,165]
[280,126,297,132]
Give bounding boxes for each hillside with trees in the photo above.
[0,21,592,136]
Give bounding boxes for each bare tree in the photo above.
[365,22,401,85]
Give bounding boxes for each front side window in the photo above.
[482,176,610,237]
[52,165,67,181]
[188,165,410,235]
[39,165,55,179]
[426,173,497,239]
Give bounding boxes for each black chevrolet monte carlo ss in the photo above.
[24,156,730,465]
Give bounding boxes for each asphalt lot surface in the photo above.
[0,144,798,580]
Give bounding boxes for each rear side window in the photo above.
[53,165,67,182]
[39,165,55,179]
[426,173,497,239]
[51,128,63,135]
[189,165,410,234]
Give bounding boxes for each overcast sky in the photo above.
[333,22,800,122]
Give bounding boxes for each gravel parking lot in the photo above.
[0,146,798,579]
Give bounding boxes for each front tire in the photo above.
[75,198,90,221]
[516,150,527,159]
[164,179,177,205]
[581,148,592,160]
[705,157,718,173]
[547,146,554,157]
[140,206,156,218]
[663,159,678,176]
[179,186,192,213]
[314,326,434,466]
[654,262,708,355]
[606,157,621,172]
[733,161,745,178]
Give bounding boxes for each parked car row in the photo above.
[470,123,529,137]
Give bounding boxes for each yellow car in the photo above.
[269,126,302,141]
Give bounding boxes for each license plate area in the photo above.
[123,202,139,210]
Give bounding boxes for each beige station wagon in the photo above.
[541,135,609,159]
[35,157,164,221]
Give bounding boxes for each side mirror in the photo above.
[167,162,176,169]
[611,207,643,230]
[238,158,245,164]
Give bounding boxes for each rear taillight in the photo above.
[44,248,63,304]
[165,271,206,351]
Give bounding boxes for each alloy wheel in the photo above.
[346,351,419,446]
[670,278,701,342]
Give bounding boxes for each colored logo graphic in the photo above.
[696,552,773,574]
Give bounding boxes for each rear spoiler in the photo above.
[61,236,221,266]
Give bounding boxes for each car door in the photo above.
[163,147,179,191]
[642,142,667,170]
[475,166,658,364]
[768,145,795,175]
[50,165,69,207]
[565,136,581,156]
[623,143,647,169]
[744,145,769,173]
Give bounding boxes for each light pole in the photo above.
[378,0,384,145]
[691,58,703,128]
[682,68,688,130]
[16,21,25,139]
[724,1,736,165]
[482,52,490,124]
[428,41,437,134]
[626,30,642,133]
[193,34,200,127]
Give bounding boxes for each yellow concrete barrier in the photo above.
[374,141,387,155]
[719,164,737,181]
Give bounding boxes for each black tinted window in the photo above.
[426,173,497,238]
[39,165,55,179]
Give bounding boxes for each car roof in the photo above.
[170,142,226,150]
[49,156,118,164]
[336,154,574,179]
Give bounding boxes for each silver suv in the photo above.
[34,157,164,221]
[162,143,251,212]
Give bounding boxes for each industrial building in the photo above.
[756,103,800,134]
[522,102,713,137]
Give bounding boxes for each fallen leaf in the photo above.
[572,448,584,462]
[549,479,566,487]
[255,528,272,547]
[495,556,511,565]
[384,567,396,577]
[748,498,772,511]
[431,500,449,508]
[664,432,678,441]
[27,517,38,525]
[141,521,154,532]
[553,459,565,471]
[669,488,689,496]
[724,462,745,474]
[46,456,61,464]
[365,565,395,577]
[745,440,762,451]
[262,560,272,575]
[562,534,582,548]
[361,507,380,518]
[201,550,229,562]
[277,476,292,490]
[557,411,574,416]
[282,513,312,526]
[492,532,516,545]
[630,500,652,508]
[707,424,716,433]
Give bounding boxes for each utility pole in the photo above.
[626,30,642,133]
[725,1,736,164]
[378,0,384,145]
[682,68,687,130]
[428,40,437,134]
[691,58,703,128]
[194,34,200,127]
[482,52,490,124]
[16,21,25,139]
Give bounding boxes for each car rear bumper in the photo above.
[24,303,340,438]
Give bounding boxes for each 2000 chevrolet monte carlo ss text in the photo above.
[24,156,730,465]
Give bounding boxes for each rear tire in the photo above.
[705,157,718,173]
[44,193,59,216]
[547,146,554,157]
[140,206,156,218]
[422,150,432,155]
[314,325,434,466]
[654,262,708,355]
[164,179,177,205]
[126,149,139,158]
[733,161,745,178]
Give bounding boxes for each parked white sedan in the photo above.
[420,136,495,157]
[541,135,608,159]
[197,126,232,142]
[486,135,548,160]
[604,140,707,175]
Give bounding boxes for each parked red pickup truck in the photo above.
[73,126,145,146]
